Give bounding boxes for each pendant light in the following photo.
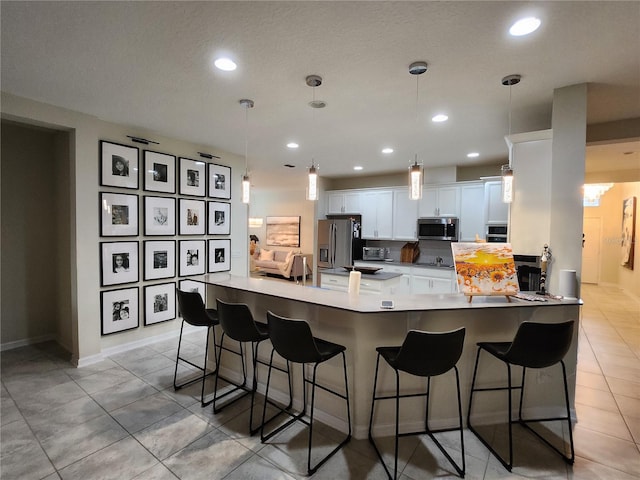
[306,74,324,201]
[239,98,254,204]
[501,74,521,204]
[408,61,427,200]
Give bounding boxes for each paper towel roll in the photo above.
[348,270,361,295]
[558,269,577,299]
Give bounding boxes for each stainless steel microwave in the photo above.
[417,217,459,241]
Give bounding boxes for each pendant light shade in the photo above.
[501,164,514,203]
[409,156,423,200]
[306,75,324,201]
[408,61,427,199]
[307,162,318,201]
[239,98,254,204]
[501,74,520,204]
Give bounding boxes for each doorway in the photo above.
[582,216,602,284]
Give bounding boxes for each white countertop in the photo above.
[196,273,582,314]
[321,268,403,281]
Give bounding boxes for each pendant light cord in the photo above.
[508,83,513,137]
[244,104,249,175]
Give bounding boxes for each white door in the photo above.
[582,217,601,284]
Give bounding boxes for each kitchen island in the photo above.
[196,273,582,439]
[319,267,403,294]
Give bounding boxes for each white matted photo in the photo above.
[144,240,176,280]
[100,192,138,237]
[144,150,176,193]
[144,196,176,236]
[101,287,139,335]
[178,279,205,302]
[208,201,230,235]
[179,239,206,276]
[100,140,139,189]
[208,239,231,273]
[208,163,231,199]
[100,241,139,286]
[144,282,176,325]
[179,157,206,197]
[179,198,206,235]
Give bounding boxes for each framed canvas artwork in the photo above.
[101,287,139,335]
[208,239,230,273]
[100,241,139,286]
[144,282,176,326]
[144,240,176,280]
[451,242,519,300]
[179,157,206,197]
[179,239,206,276]
[144,150,176,193]
[144,196,176,236]
[621,196,636,270]
[208,201,230,235]
[100,192,138,237]
[266,216,300,247]
[208,163,231,199]
[179,198,206,235]
[100,140,139,189]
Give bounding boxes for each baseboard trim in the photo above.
[0,334,57,352]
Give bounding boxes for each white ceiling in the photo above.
[2,1,639,187]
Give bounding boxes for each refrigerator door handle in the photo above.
[331,223,337,268]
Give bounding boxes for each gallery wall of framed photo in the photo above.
[99,140,232,336]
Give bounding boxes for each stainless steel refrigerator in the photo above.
[317,218,363,269]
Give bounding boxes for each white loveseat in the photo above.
[252,249,296,278]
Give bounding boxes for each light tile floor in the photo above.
[1,283,638,479]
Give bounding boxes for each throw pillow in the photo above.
[259,249,274,261]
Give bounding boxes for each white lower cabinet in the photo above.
[320,270,400,295]
[355,262,454,294]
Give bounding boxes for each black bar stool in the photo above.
[213,299,292,434]
[368,328,466,479]
[467,320,575,471]
[174,289,219,407]
[261,311,352,476]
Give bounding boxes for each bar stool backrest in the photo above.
[176,290,213,327]
[394,328,466,377]
[267,311,321,364]
[504,321,575,368]
[216,299,262,342]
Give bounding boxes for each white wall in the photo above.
[1,93,246,365]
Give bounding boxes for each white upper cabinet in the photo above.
[361,190,393,239]
[484,180,509,224]
[419,184,461,217]
[459,182,486,241]
[326,190,362,215]
[392,188,418,240]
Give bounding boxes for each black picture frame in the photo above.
[144,150,176,193]
[100,192,139,237]
[144,240,176,280]
[207,201,231,235]
[144,196,176,236]
[208,239,231,273]
[144,282,176,326]
[179,239,206,276]
[179,157,206,197]
[101,287,139,335]
[100,241,139,286]
[208,163,231,199]
[100,140,139,189]
[179,198,206,235]
[178,279,206,303]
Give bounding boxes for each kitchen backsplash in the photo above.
[365,239,454,264]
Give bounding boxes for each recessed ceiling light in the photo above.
[381,147,394,154]
[354,166,363,171]
[283,164,295,168]
[214,57,237,71]
[509,17,541,36]
[467,152,480,158]
[432,114,448,123]
[286,142,299,149]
